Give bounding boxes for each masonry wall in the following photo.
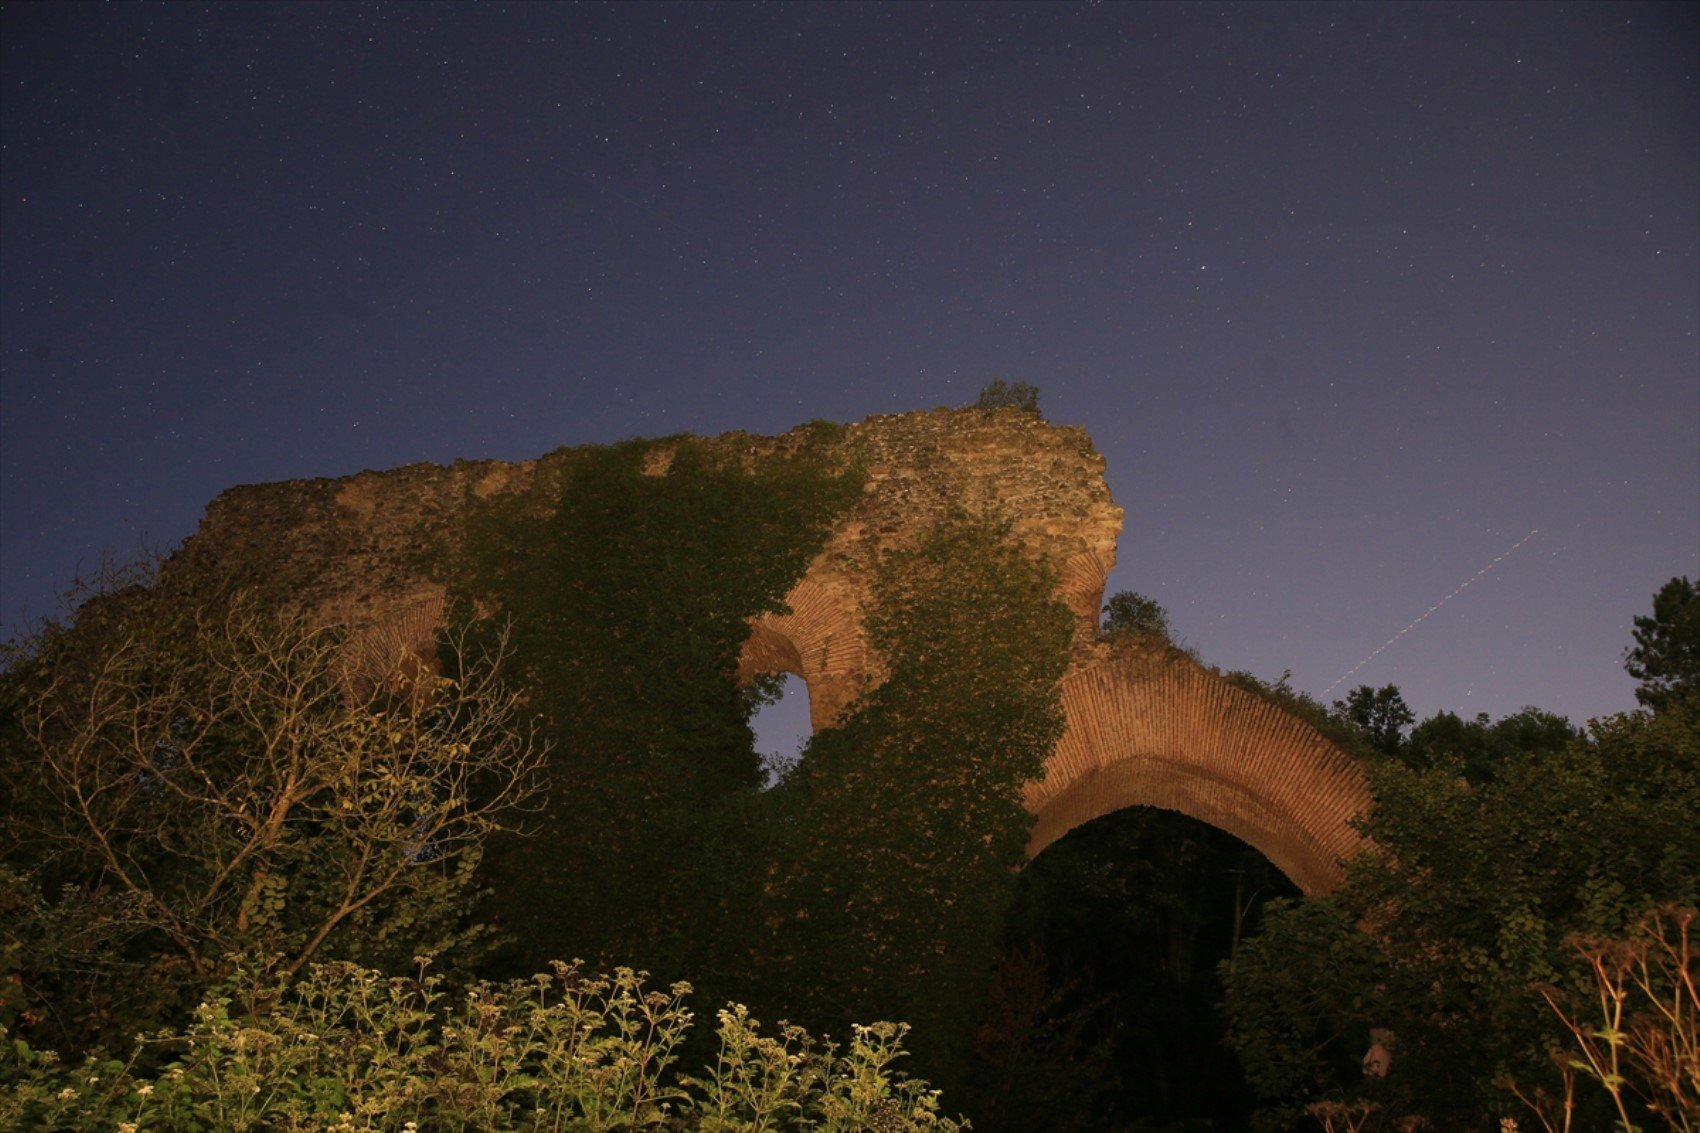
[173,406,1369,893]
[176,407,1124,682]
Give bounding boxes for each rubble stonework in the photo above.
[175,406,1369,892]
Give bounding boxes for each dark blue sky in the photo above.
[3,1,1696,734]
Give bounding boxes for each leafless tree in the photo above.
[5,583,546,984]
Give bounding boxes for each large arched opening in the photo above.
[973,647,1372,1129]
[982,805,1300,1131]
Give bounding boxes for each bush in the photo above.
[972,381,1040,414]
[1223,696,1700,1128]
[1507,906,1700,1131]
[0,959,966,1132]
[1099,591,1170,640]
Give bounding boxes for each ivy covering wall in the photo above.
[442,430,1075,1092]
[755,516,1073,1091]
[446,434,862,980]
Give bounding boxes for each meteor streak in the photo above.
[1322,529,1540,698]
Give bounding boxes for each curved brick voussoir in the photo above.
[1023,646,1373,894]
[1058,547,1117,639]
[333,587,450,691]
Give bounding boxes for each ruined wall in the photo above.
[732,409,1123,725]
[175,406,1369,892]
[177,408,1123,724]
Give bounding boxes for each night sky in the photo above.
[4,2,1696,752]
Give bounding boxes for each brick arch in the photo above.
[1057,547,1116,637]
[1022,648,1372,894]
[736,577,867,732]
[333,588,448,691]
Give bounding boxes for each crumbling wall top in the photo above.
[173,407,1124,655]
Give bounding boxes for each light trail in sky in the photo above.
[1322,529,1541,698]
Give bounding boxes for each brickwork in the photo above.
[1028,639,1371,893]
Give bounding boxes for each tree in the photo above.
[1222,695,1698,1128]
[1331,684,1414,758]
[1626,575,1700,712]
[1101,591,1171,640]
[973,380,1041,414]
[1402,705,1577,780]
[1,574,545,1052]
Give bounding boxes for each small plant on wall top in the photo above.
[973,379,1041,415]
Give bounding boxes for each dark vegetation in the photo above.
[972,807,1300,1131]
[2,392,1695,1129]
[1101,590,1171,639]
[1626,575,1699,712]
[444,435,867,990]
[972,379,1042,414]
[1220,582,1699,1132]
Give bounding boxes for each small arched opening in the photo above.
[736,618,821,787]
[747,672,814,786]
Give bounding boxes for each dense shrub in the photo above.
[0,960,965,1132]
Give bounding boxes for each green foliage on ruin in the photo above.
[972,379,1042,414]
[1223,669,1373,758]
[754,515,1074,1092]
[443,435,866,984]
[441,430,1076,1097]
